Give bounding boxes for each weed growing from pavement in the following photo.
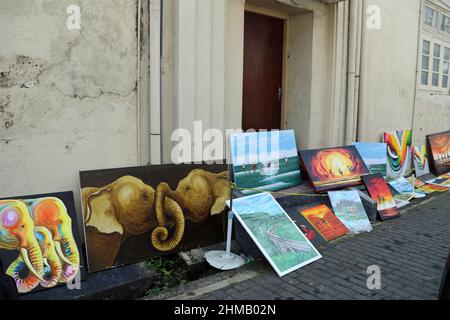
[145,255,189,297]
[145,255,219,298]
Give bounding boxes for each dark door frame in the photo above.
[242,5,289,131]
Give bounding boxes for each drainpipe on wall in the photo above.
[149,0,163,164]
[345,0,359,144]
[356,0,368,142]
[411,0,424,139]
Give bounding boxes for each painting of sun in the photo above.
[299,146,369,193]
[426,131,450,176]
[362,173,400,221]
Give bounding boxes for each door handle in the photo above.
[277,87,283,100]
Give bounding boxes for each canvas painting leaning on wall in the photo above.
[80,163,231,273]
[0,192,85,295]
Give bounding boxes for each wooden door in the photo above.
[242,11,284,131]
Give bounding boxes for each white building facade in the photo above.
[0,0,449,217]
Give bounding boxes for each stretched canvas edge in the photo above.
[227,193,322,277]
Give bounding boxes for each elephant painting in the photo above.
[80,164,231,273]
[0,193,82,294]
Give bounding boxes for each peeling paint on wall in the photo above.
[0,55,45,89]
[0,0,141,237]
[0,94,14,129]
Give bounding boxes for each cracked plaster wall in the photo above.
[0,0,140,233]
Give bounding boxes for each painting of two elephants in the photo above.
[80,163,231,273]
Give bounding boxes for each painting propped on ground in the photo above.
[427,131,450,176]
[286,207,327,248]
[0,192,85,295]
[300,204,349,241]
[299,146,369,193]
[328,191,372,234]
[229,193,321,277]
[384,130,412,180]
[80,163,230,273]
[362,173,400,221]
[353,142,387,176]
[416,183,450,193]
[388,177,414,195]
[229,130,301,195]
[412,145,430,177]
[426,177,450,188]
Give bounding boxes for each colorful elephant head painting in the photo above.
[80,163,231,273]
[0,192,83,294]
[383,129,412,180]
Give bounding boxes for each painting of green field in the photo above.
[230,193,321,276]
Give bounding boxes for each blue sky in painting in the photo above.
[230,130,299,166]
[328,190,362,204]
[353,142,387,165]
[232,193,283,217]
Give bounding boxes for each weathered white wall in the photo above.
[287,11,314,149]
[413,0,450,144]
[414,92,450,143]
[0,1,141,229]
[279,0,340,149]
[162,0,343,160]
[161,0,244,163]
[357,0,421,142]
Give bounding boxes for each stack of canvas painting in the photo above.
[300,204,349,241]
[229,193,321,277]
[353,142,387,176]
[80,163,231,273]
[412,145,430,177]
[426,176,450,188]
[0,192,84,294]
[384,130,412,180]
[362,174,400,221]
[416,183,450,193]
[299,146,369,193]
[328,191,372,234]
[229,130,301,195]
[427,131,450,176]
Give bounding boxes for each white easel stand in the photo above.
[205,211,246,271]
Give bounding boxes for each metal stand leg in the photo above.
[204,209,246,270]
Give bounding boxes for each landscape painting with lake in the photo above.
[229,193,321,277]
[353,142,387,176]
[328,191,372,234]
[229,130,301,195]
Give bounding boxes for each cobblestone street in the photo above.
[160,192,450,300]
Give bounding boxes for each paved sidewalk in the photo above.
[157,192,450,300]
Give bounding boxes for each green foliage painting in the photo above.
[230,193,321,276]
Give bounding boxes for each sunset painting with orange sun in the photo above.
[362,173,400,221]
[427,131,450,176]
[299,146,369,193]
